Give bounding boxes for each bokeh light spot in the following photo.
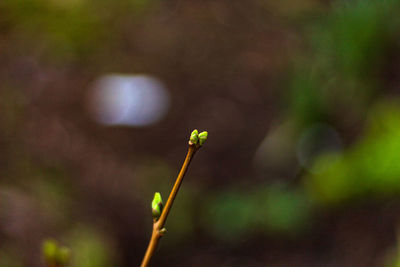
[88,74,170,127]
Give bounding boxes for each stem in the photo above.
[140,144,197,267]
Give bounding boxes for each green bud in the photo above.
[190,129,199,144]
[42,239,58,262]
[151,192,163,220]
[159,228,167,235]
[198,131,208,146]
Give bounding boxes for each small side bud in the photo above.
[152,192,163,221]
[190,129,199,144]
[198,131,208,146]
[159,228,167,235]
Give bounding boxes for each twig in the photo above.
[140,130,207,267]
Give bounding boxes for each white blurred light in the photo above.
[89,74,170,126]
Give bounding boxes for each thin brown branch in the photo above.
[140,143,198,267]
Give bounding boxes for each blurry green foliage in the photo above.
[320,0,397,79]
[67,226,116,267]
[0,0,154,62]
[306,99,400,204]
[203,185,312,242]
[285,0,400,209]
[260,185,311,234]
[203,189,255,242]
[289,0,400,125]
[2,0,105,60]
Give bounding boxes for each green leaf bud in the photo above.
[190,129,199,144]
[151,192,163,220]
[198,131,208,146]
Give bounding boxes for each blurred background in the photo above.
[1,0,400,266]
